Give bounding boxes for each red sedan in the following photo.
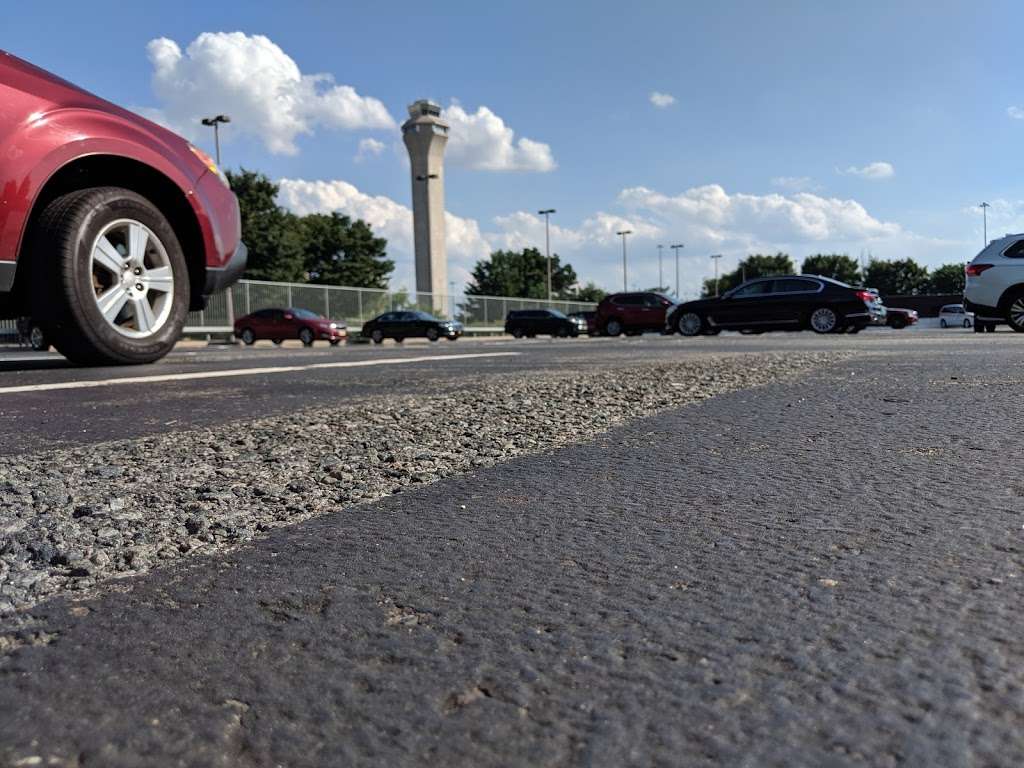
[0,50,245,364]
[234,308,347,347]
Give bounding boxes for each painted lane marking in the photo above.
[0,352,521,395]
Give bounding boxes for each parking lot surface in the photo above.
[1,330,1022,766]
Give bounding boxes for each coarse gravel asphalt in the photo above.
[0,332,1023,766]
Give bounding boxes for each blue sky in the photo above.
[7,1,1022,295]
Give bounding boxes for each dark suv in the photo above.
[505,309,583,338]
[596,292,676,336]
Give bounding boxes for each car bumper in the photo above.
[320,328,348,340]
[963,298,1002,322]
[204,240,248,296]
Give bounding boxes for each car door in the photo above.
[711,280,778,326]
[771,277,823,325]
[639,293,669,329]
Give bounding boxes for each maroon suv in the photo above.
[0,50,245,364]
[234,308,347,347]
[596,292,676,336]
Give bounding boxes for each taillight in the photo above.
[854,290,874,303]
[965,263,994,277]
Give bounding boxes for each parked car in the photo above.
[505,309,583,338]
[361,311,462,343]
[884,308,918,329]
[596,292,677,336]
[0,50,245,364]
[938,304,973,329]
[568,311,598,336]
[667,275,884,336]
[234,307,347,347]
[15,316,49,350]
[962,235,1024,332]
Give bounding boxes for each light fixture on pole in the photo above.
[980,202,990,247]
[670,244,684,298]
[539,208,556,300]
[710,254,724,297]
[200,114,231,165]
[616,230,633,291]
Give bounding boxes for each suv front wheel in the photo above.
[1004,290,1024,332]
[31,187,189,365]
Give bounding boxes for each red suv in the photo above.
[0,50,245,364]
[596,292,676,336]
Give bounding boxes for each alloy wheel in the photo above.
[810,307,838,333]
[89,219,174,339]
[678,313,703,337]
[1009,296,1024,330]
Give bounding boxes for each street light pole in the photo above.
[670,244,684,298]
[980,202,990,247]
[711,254,723,297]
[200,114,231,165]
[538,209,556,300]
[657,244,664,291]
[616,230,632,291]
[200,114,233,340]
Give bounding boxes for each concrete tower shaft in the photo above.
[402,100,449,311]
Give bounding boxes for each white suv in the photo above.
[964,234,1024,333]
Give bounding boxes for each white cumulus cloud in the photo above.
[649,91,676,108]
[443,103,556,172]
[771,176,819,192]
[354,137,386,162]
[1008,106,1024,120]
[142,32,395,155]
[840,161,895,180]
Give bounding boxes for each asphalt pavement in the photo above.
[1,329,1023,766]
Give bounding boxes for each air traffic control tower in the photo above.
[402,100,449,313]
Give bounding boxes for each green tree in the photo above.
[928,263,966,295]
[863,258,930,296]
[466,248,578,298]
[301,213,393,289]
[226,169,306,282]
[701,252,795,297]
[569,281,607,302]
[801,253,861,284]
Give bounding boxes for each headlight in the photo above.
[329,322,338,329]
[188,144,230,188]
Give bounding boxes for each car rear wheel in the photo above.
[987,322,997,332]
[512,328,524,339]
[329,339,341,346]
[28,324,50,351]
[891,319,907,330]
[426,328,440,341]
[940,319,948,328]
[371,330,384,344]
[272,338,283,345]
[240,328,256,345]
[31,187,188,365]
[677,312,703,337]
[809,307,839,334]
[963,318,971,328]
[604,319,623,337]
[556,326,569,338]
[299,327,315,347]
[1005,291,1024,332]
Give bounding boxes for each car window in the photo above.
[549,310,567,318]
[378,313,397,322]
[642,294,664,307]
[291,308,320,319]
[615,295,642,305]
[253,309,275,319]
[1004,240,1024,258]
[731,281,773,298]
[774,278,819,293]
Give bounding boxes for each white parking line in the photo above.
[0,352,521,395]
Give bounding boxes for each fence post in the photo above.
[324,286,330,318]
[245,281,251,315]
[358,290,363,320]
[287,284,293,308]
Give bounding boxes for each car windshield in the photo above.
[548,310,567,319]
[411,311,438,321]
[290,308,321,319]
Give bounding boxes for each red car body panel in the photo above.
[0,49,242,293]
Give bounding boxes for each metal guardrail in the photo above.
[187,280,598,335]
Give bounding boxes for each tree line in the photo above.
[701,253,965,298]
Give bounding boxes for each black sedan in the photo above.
[667,275,885,336]
[362,311,463,344]
[504,309,583,338]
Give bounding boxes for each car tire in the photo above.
[677,312,704,337]
[973,321,985,333]
[329,339,341,347]
[31,187,188,365]
[28,324,50,351]
[272,338,283,345]
[556,326,569,338]
[1005,290,1024,332]
[940,319,948,328]
[604,319,623,337]
[446,336,457,341]
[987,322,997,333]
[299,327,315,347]
[891,319,906,330]
[240,328,256,346]
[426,328,440,341]
[394,336,404,343]
[512,328,524,339]
[964,319,972,328]
[371,330,384,344]
[809,307,840,334]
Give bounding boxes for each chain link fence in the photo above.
[186,280,598,332]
